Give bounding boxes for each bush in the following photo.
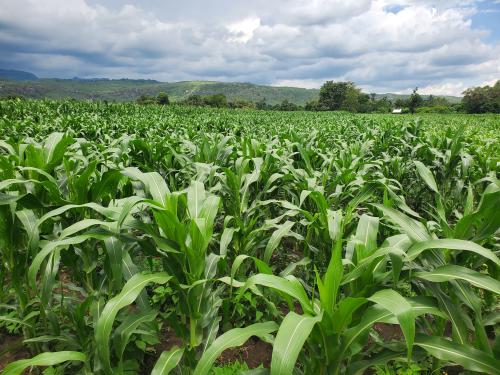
[416,106,455,114]
[156,92,170,105]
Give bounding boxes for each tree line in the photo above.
[135,80,499,114]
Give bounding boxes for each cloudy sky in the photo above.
[0,0,499,95]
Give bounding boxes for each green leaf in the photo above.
[114,310,157,361]
[414,161,438,194]
[353,214,379,262]
[407,239,500,266]
[15,209,39,252]
[1,351,86,375]
[28,232,110,290]
[264,221,295,263]
[122,167,170,206]
[368,289,415,360]
[348,350,405,375]
[415,265,500,294]
[240,274,313,315]
[187,180,206,218]
[319,236,343,314]
[193,322,278,375]
[151,347,184,375]
[373,204,430,242]
[95,272,171,374]
[43,133,71,166]
[270,312,322,375]
[414,334,500,374]
[331,297,368,333]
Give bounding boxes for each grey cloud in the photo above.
[0,0,498,95]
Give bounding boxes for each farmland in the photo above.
[0,99,499,374]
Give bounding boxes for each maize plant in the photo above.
[0,99,499,375]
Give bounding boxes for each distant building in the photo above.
[392,108,403,114]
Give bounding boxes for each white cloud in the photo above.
[227,17,261,43]
[419,82,468,96]
[273,79,324,89]
[0,0,498,95]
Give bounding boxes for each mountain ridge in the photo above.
[0,70,462,105]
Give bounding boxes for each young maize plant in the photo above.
[0,99,498,375]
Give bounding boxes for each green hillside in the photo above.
[0,77,461,105]
[0,78,319,105]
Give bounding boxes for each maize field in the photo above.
[0,100,499,374]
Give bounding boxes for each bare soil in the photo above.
[0,334,29,372]
[217,337,272,368]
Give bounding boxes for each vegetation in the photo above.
[462,81,500,114]
[0,75,462,108]
[0,79,320,106]
[0,99,499,374]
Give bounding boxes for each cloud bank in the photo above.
[0,0,499,95]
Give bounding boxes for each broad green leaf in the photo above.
[122,167,170,206]
[264,221,295,263]
[331,297,368,333]
[59,219,110,240]
[354,214,379,261]
[414,161,438,194]
[241,274,313,315]
[95,272,171,374]
[114,310,157,361]
[414,334,500,374]
[1,351,86,375]
[187,180,206,218]
[407,239,500,266]
[270,312,322,375]
[415,265,500,294]
[151,347,184,375]
[368,289,415,359]
[193,322,278,375]
[348,350,405,375]
[28,232,110,290]
[15,209,38,252]
[373,204,430,242]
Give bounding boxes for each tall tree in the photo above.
[318,81,361,111]
[156,92,170,105]
[408,87,423,114]
[462,81,500,113]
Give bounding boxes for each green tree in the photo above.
[304,100,319,111]
[184,94,204,106]
[356,93,371,113]
[394,98,407,109]
[408,87,423,114]
[203,94,227,108]
[136,94,155,105]
[277,99,299,111]
[156,92,170,105]
[462,81,500,113]
[318,81,361,111]
[255,97,269,110]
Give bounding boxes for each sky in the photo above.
[0,0,499,95]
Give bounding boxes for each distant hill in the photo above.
[0,78,320,105]
[0,69,38,81]
[0,72,461,105]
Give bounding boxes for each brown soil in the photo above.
[442,366,464,375]
[373,323,403,341]
[142,325,184,374]
[142,327,272,373]
[217,337,272,368]
[0,334,30,372]
[155,326,184,353]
